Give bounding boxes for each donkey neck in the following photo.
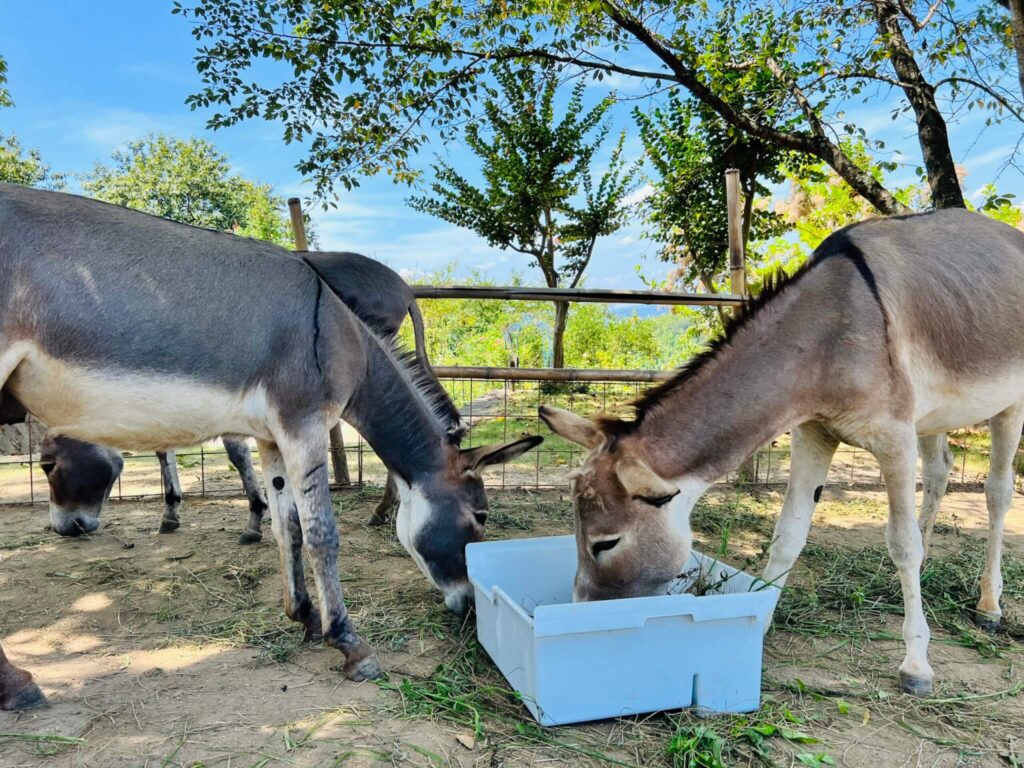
[629,289,826,482]
[341,333,452,484]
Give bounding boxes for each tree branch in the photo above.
[894,0,943,31]
[764,57,826,139]
[933,76,1024,123]
[598,3,910,214]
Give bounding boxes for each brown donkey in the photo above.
[541,209,1024,697]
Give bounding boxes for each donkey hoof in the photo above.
[301,609,323,643]
[365,514,388,527]
[343,648,383,682]
[973,612,1002,634]
[1,681,47,711]
[159,518,180,534]
[899,671,933,697]
[237,529,263,545]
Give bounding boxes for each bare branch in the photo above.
[933,75,1024,123]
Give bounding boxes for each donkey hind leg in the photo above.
[157,450,183,533]
[762,422,838,631]
[256,440,320,642]
[276,429,382,681]
[0,641,45,711]
[876,426,933,696]
[918,433,954,561]
[976,403,1024,632]
[366,473,399,526]
[224,437,267,545]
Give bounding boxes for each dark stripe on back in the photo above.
[601,226,891,435]
[838,243,893,366]
[312,277,324,377]
[302,256,463,433]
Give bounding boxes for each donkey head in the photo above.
[41,436,123,537]
[395,435,544,615]
[540,406,697,602]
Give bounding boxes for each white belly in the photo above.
[7,344,273,450]
[912,364,1024,435]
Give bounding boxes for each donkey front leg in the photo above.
[918,433,954,561]
[876,427,933,696]
[275,432,382,681]
[224,437,268,545]
[157,450,184,533]
[762,423,838,600]
[256,440,320,641]
[976,404,1024,632]
[0,641,45,711]
[366,473,399,527]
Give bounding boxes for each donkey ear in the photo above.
[538,406,603,449]
[614,456,679,507]
[445,418,470,445]
[463,435,544,470]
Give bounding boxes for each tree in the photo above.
[0,56,65,190]
[408,68,639,367]
[997,0,1024,100]
[635,94,790,327]
[82,133,307,247]
[0,133,66,190]
[178,0,1020,214]
[0,55,12,109]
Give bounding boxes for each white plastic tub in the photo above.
[466,535,779,726]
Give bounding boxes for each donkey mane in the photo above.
[601,249,831,437]
[381,337,464,437]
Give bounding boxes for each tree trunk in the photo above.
[875,5,965,209]
[1010,0,1024,102]
[552,300,569,368]
[603,3,912,216]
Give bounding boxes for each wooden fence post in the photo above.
[725,171,758,482]
[724,168,747,300]
[288,197,351,486]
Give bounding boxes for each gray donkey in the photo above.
[1,251,429,542]
[541,209,1024,698]
[0,183,541,710]
[151,251,431,541]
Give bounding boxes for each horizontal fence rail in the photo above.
[411,285,745,307]
[1,368,1014,509]
[431,366,673,382]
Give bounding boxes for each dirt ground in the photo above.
[1,486,1022,768]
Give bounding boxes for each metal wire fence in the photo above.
[0,373,1014,507]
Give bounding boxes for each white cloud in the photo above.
[76,108,206,154]
[624,183,654,206]
[962,143,1015,170]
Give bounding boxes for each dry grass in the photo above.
[1,488,1022,767]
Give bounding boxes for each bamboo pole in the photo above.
[287,198,309,252]
[724,169,747,299]
[289,198,350,485]
[725,170,756,482]
[411,285,743,307]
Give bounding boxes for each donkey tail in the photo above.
[408,301,430,369]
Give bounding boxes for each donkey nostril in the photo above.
[591,537,621,558]
[473,511,488,527]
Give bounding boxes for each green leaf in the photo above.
[781,729,819,744]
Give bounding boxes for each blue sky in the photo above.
[2,1,1022,290]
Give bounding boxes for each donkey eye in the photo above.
[591,537,621,558]
[40,461,56,474]
[473,511,488,527]
[635,493,677,508]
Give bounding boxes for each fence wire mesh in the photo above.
[0,375,1015,506]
